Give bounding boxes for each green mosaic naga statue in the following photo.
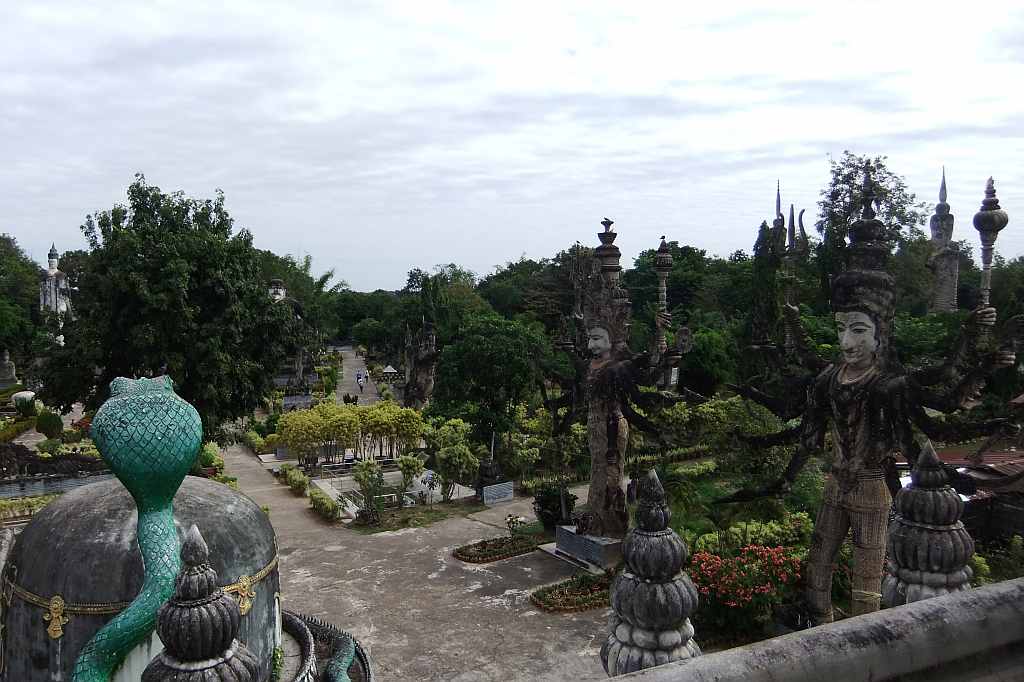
[72,376,202,682]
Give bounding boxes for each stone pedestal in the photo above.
[555,525,622,571]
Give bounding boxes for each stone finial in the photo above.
[141,525,261,681]
[938,167,948,207]
[882,441,974,607]
[861,162,877,220]
[602,469,700,676]
[973,177,1009,240]
[776,180,782,220]
[655,236,672,274]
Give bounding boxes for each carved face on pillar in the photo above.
[588,326,612,360]
[835,311,878,371]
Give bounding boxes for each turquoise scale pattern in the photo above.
[72,376,202,682]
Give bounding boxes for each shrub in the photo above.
[243,431,265,454]
[35,410,63,439]
[689,545,803,634]
[14,396,37,418]
[284,466,310,496]
[191,441,225,475]
[692,512,813,555]
[309,487,341,521]
[353,459,385,525]
[969,553,992,587]
[60,428,84,444]
[397,454,425,495]
[36,438,62,455]
[532,482,576,531]
[0,418,36,443]
[263,433,280,454]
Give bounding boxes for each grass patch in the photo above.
[349,499,487,534]
[530,571,612,613]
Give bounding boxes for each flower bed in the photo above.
[453,535,538,563]
[529,572,612,613]
[689,544,803,636]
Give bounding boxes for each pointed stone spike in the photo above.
[939,167,947,203]
[916,440,942,470]
[776,180,781,218]
[637,468,666,506]
[180,524,209,567]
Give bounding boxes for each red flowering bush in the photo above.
[690,545,802,634]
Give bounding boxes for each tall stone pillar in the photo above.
[928,169,959,312]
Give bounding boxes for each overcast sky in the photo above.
[3,1,1024,291]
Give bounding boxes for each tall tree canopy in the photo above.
[0,235,45,359]
[38,175,301,433]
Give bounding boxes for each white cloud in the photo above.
[2,0,1023,289]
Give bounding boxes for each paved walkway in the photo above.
[222,445,607,682]
[336,346,380,405]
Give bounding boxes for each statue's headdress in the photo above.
[830,164,897,361]
[583,219,632,351]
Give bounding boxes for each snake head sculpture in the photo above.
[74,376,203,682]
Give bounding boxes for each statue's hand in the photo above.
[655,310,672,330]
[969,306,997,328]
[783,302,800,319]
[993,349,1016,369]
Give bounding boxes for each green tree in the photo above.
[36,175,301,433]
[397,454,425,496]
[432,316,549,443]
[0,235,45,359]
[815,151,929,313]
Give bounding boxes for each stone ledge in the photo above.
[620,577,1024,682]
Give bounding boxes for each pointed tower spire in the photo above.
[939,167,948,204]
[787,203,796,248]
[775,180,781,219]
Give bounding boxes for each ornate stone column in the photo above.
[142,525,262,681]
[882,441,974,606]
[928,169,959,313]
[602,470,700,676]
[654,237,673,388]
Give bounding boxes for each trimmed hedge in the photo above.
[0,418,36,443]
[282,465,310,496]
[35,410,64,439]
[309,487,342,521]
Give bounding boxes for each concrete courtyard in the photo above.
[223,445,609,682]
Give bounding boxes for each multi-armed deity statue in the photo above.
[729,166,1016,624]
[543,221,689,539]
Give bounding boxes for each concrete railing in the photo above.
[621,577,1024,682]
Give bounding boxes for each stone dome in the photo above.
[2,476,281,681]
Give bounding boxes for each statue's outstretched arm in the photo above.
[783,303,829,373]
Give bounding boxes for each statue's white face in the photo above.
[588,327,612,358]
[835,311,878,371]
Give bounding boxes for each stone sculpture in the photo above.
[74,376,203,682]
[579,221,685,538]
[142,525,261,681]
[403,319,438,409]
[0,350,18,390]
[882,441,974,606]
[928,169,959,313]
[725,166,1016,624]
[602,470,700,676]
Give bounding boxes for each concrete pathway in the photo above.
[222,445,607,682]
[336,345,380,405]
